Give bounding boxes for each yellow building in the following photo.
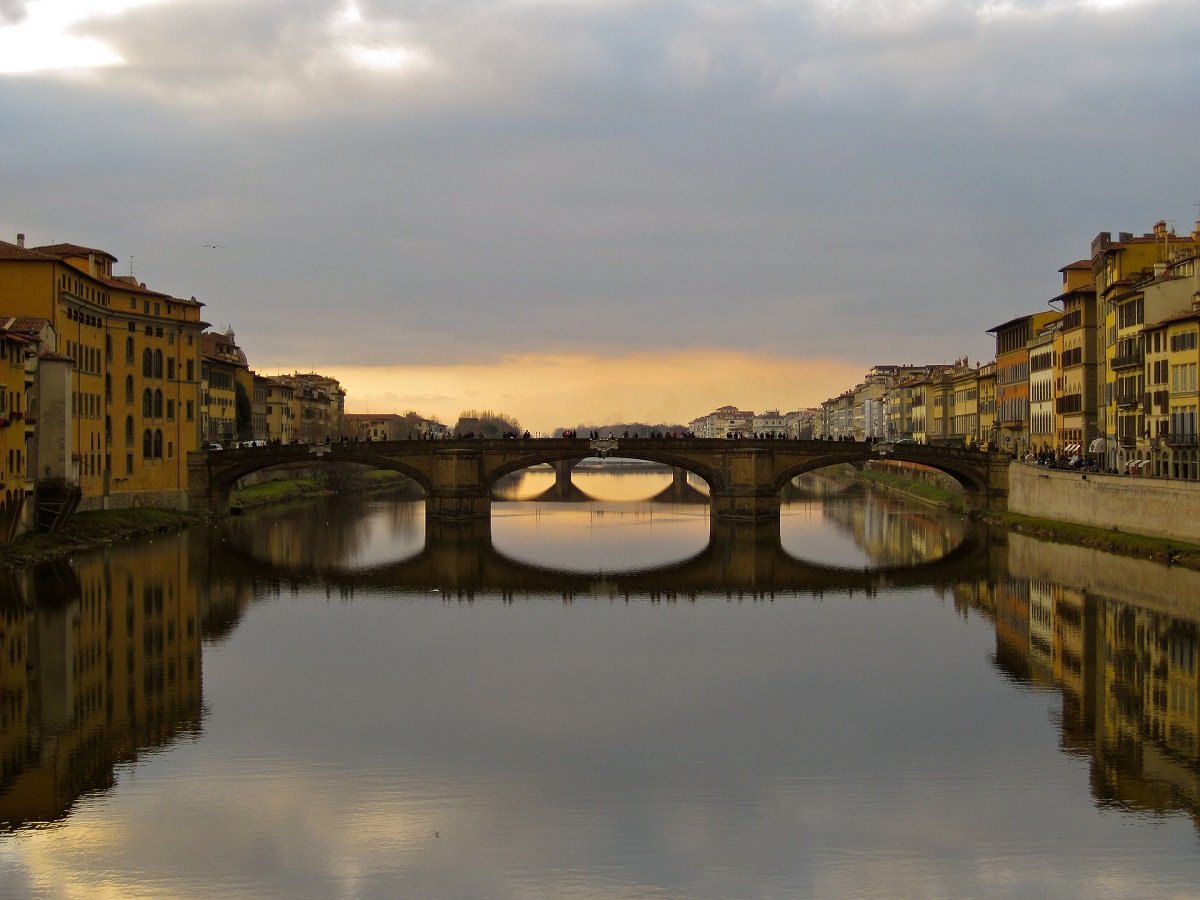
[951,365,981,447]
[977,362,996,448]
[276,372,345,443]
[1028,324,1058,455]
[0,324,36,538]
[1051,260,1098,455]
[987,311,1061,457]
[265,377,295,444]
[1092,222,1199,471]
[200,329,248,445]
[1160,309,1200,479]
[0,237,206,513]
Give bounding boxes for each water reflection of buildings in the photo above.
[955,535,1200,830]
[795,473,965,567]
[0,535,203,828]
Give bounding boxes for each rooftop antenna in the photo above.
[129,255,134,277]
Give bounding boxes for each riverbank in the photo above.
[851,462,1200,570]
[0,470,419,570]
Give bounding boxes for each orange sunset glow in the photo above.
[325,350,866,433]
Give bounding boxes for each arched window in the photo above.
[142,389,152,418]
[142,429,152,459]
[153,349,163,378]
[105,373,112,402]
[126,336,134,363]
[125,416,134,443]
[142,348,153,377]
[153,429,163,458]
[153,389,163,418]
[125,375,134,404]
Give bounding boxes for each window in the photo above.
[167,357,175,380]
[142,348,152,377]
[125,375,134,404]
[125,416,133,443]
[142,429,152,459]
[142,389,152,418]
[167,399,174,421]
[186,400,194,421]
[153,349,163,378]
[153,389,163,418]
[153,429,163,458]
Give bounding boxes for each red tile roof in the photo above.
[31,243,118,263]
[0,316,51,334]
[0,240,56,261]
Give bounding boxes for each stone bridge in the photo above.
[188,437,1009,521]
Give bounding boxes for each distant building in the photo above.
[344,412,447,441]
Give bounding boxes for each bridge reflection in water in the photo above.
[210,512,990,600]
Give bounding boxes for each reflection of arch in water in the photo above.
[210,517,989,600]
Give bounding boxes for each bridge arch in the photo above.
[190,445,436,510]
[771,447,989,498]
[481,446,725,497]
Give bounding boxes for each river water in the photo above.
[2,468,1200,898]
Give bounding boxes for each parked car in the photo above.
[206,442,224,451]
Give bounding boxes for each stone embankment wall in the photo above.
[1008,462,1200,544]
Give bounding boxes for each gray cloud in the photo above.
[0,0,24,25]
[2,0,1198,369]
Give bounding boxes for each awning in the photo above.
[1088,437,1107,453]
[1065,443,1080,453]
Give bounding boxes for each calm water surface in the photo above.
[2,469,1200,898]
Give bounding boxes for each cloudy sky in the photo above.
[1,0,1197,430]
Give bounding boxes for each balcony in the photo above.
[1111,349,1144,370]
[1115,392,1141,410]
[1118,435,1137,449]
[1167,433,1199,448]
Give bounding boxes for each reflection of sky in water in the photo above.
[341,498,426,568]
[12,583,1200,898]
[780,501,873,568]
[493,502,710,571]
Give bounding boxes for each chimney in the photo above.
[15,233,24,248]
